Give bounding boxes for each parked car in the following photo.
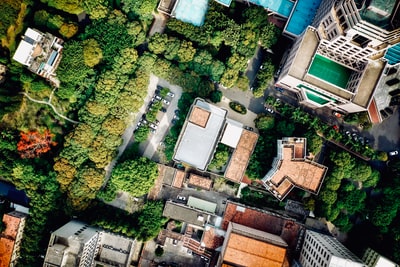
[171,119,177,125]
[266,108,274,114]
[149,123,158,130]
[156,85,163,90]
[163,99,170,105]
[140,119,148,124]
[154,95,162,101]
[244,126,254,131]
[332,111,342,118]
[149,128,156,134]
[154,119,160,125]
[177,195,186,201]
[332,125,339,132]
[389,150,398,156]
[167,92,175,97]
[160,107,167,113]
[174,109,180,116]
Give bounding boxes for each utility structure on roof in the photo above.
[13,28,63,85]
[276,0,400,123]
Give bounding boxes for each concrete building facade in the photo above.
[43,220,137,267]
[299,230,365,267]
[277,0,400,123]
[362,248,399,267]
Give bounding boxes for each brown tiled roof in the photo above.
[0,214,22,267]
[222,223,287,267]
[225,130,258,182]
[172,170,185,188]
[188,174,212,190]
[202,227,224,250]
[189,106,210,128]
[222,202,303,250]
[268,139,327,199]
[368,98,381,124]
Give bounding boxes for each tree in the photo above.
[83,39,103,67]
[319,189,337,205]
[106,157,158,197]
[136,201,167,240]
[209,144,229,171]
[255,115,275,130]
[155,246,164,257]
[59,22,78,38]
[275,121,295,136]
[209,90,222,103]
[17,130,57,159]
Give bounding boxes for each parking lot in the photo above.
[137,74,183,161]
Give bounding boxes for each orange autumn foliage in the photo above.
[17,129,57,158]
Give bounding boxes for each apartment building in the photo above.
[299,230,365,267]
[43,220,137,267]
[277,0,400,123]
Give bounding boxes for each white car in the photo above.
[167,92,175,98]
[177,195,186,201]
[163,99,170,105]
[389,150,398,156]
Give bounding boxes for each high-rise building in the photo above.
[276,0,400,123]
[362,248,399,267]
[299,230,365,267]
[43,220,137,267]
[0,211,27,267]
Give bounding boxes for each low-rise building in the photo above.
[299,230,365,267]
[43,220,137,267]
[262,137,328,200]
[13,28,63,81]
[218,222,289,267]
[173,98,258,183]
[0,211,27,267]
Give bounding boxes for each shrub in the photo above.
[229,101,247,114]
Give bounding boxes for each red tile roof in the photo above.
[0,213,23,267]
[368,98,381,124]
[188,174,212,190]
[172,170,185,188]
[202,227,224,250]
[222,202,303,250]
[225,130,258,182]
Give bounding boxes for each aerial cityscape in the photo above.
[0,0,400,266]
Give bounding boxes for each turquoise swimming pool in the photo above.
[173,0,209,26]
[285,0,322,36]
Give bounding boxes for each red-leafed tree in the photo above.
[17,129,57,158]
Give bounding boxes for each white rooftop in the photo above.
[220,119,243,148]
[174,99,227,170]
[25,27,42,41]
[13,40,33,65]
[329,255,366,267]
[375,257,398,267]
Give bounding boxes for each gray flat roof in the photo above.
[187,196,217,213]
[163,201,210,227]
[173,99,227,170]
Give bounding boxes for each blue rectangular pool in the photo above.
[248,0,295,17]
[173,0,209,26]
[285,0,322,36]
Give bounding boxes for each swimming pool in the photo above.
[173,0,209,26]
[248,0,294,17]
[285,0,322,36]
